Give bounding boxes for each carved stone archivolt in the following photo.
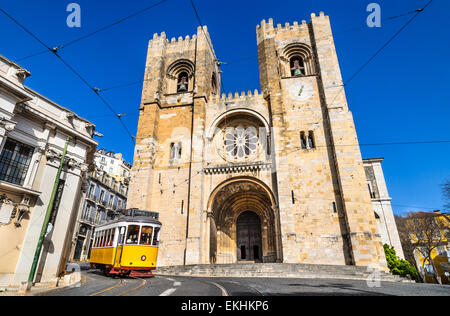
[208,178,279,263]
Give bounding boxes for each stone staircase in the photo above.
[155,263,412,282]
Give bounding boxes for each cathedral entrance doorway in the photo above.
[207,177,280,264]
[236,211,262,262]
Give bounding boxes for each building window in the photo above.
[82,204,91,221]
[170,142,182,162]
[300,131,316,150]
[308,131,315,149]
[0,138,34,186]
[424,263,435,275]
[224,126,258,159]
[436,246,447,256]
[300,132,307,149]
[99,190,105,203]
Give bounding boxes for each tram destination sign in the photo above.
[125,209,160,220]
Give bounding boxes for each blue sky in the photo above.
[0,0,449,215]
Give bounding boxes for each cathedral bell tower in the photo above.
[127,26,220,265]
[256,13,386,268]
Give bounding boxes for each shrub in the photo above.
[384,244,418,278]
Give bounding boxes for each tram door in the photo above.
[236,212,262,262]
[114,226,126,267]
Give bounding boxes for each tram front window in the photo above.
[126,225,140,244]
[152,227,160,246]
[140,226,153,245]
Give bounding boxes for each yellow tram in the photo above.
[90,209,162,278]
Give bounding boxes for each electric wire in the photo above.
[12,0,170,63]
[72,4,430,94]
[0,7,136,142]
[219,6,428,66]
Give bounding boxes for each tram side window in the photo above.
[140,226,153,245]
[103,230,108,247]
[126,225,140,244]
[106,230,111,247]
[109,229,115,247]
[152,227,161,246]
[107,229,112,247]
[102,231,107,247]
[98,231,103,247]
[101,231,106,247]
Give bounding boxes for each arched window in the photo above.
[300,131,316,150]
[308,131,315,149]
[280,43,315,77]
[166,59,195,94]
[300,132,307,149]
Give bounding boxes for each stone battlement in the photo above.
[257,12,328,38]
[150,25,211,48]
[211,89,263,104]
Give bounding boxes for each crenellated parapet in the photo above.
[149,25,212,51]
[210,89,264,104]
[256,12,328,44]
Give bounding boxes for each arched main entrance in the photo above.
[207,177,280,264]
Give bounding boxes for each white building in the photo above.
[0,54,98,286]
[363,158,405,259]
[94,148,131,182]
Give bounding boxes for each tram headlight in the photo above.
[141,255,147,261]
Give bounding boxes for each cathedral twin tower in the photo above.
[127,12,387,269]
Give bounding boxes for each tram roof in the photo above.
[95,215,162,229]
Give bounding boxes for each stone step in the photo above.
[154,263,409,282]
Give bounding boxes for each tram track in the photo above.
[117,277,147,296]
[215,279,264,296]
[88,276,147,296]
[88,278,124,296]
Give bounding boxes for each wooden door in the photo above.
[236,212,262,262]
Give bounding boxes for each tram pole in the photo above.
[27,137,69,285]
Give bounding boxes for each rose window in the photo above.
[224,126,258,159]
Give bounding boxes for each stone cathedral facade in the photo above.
[128,12,400,269]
